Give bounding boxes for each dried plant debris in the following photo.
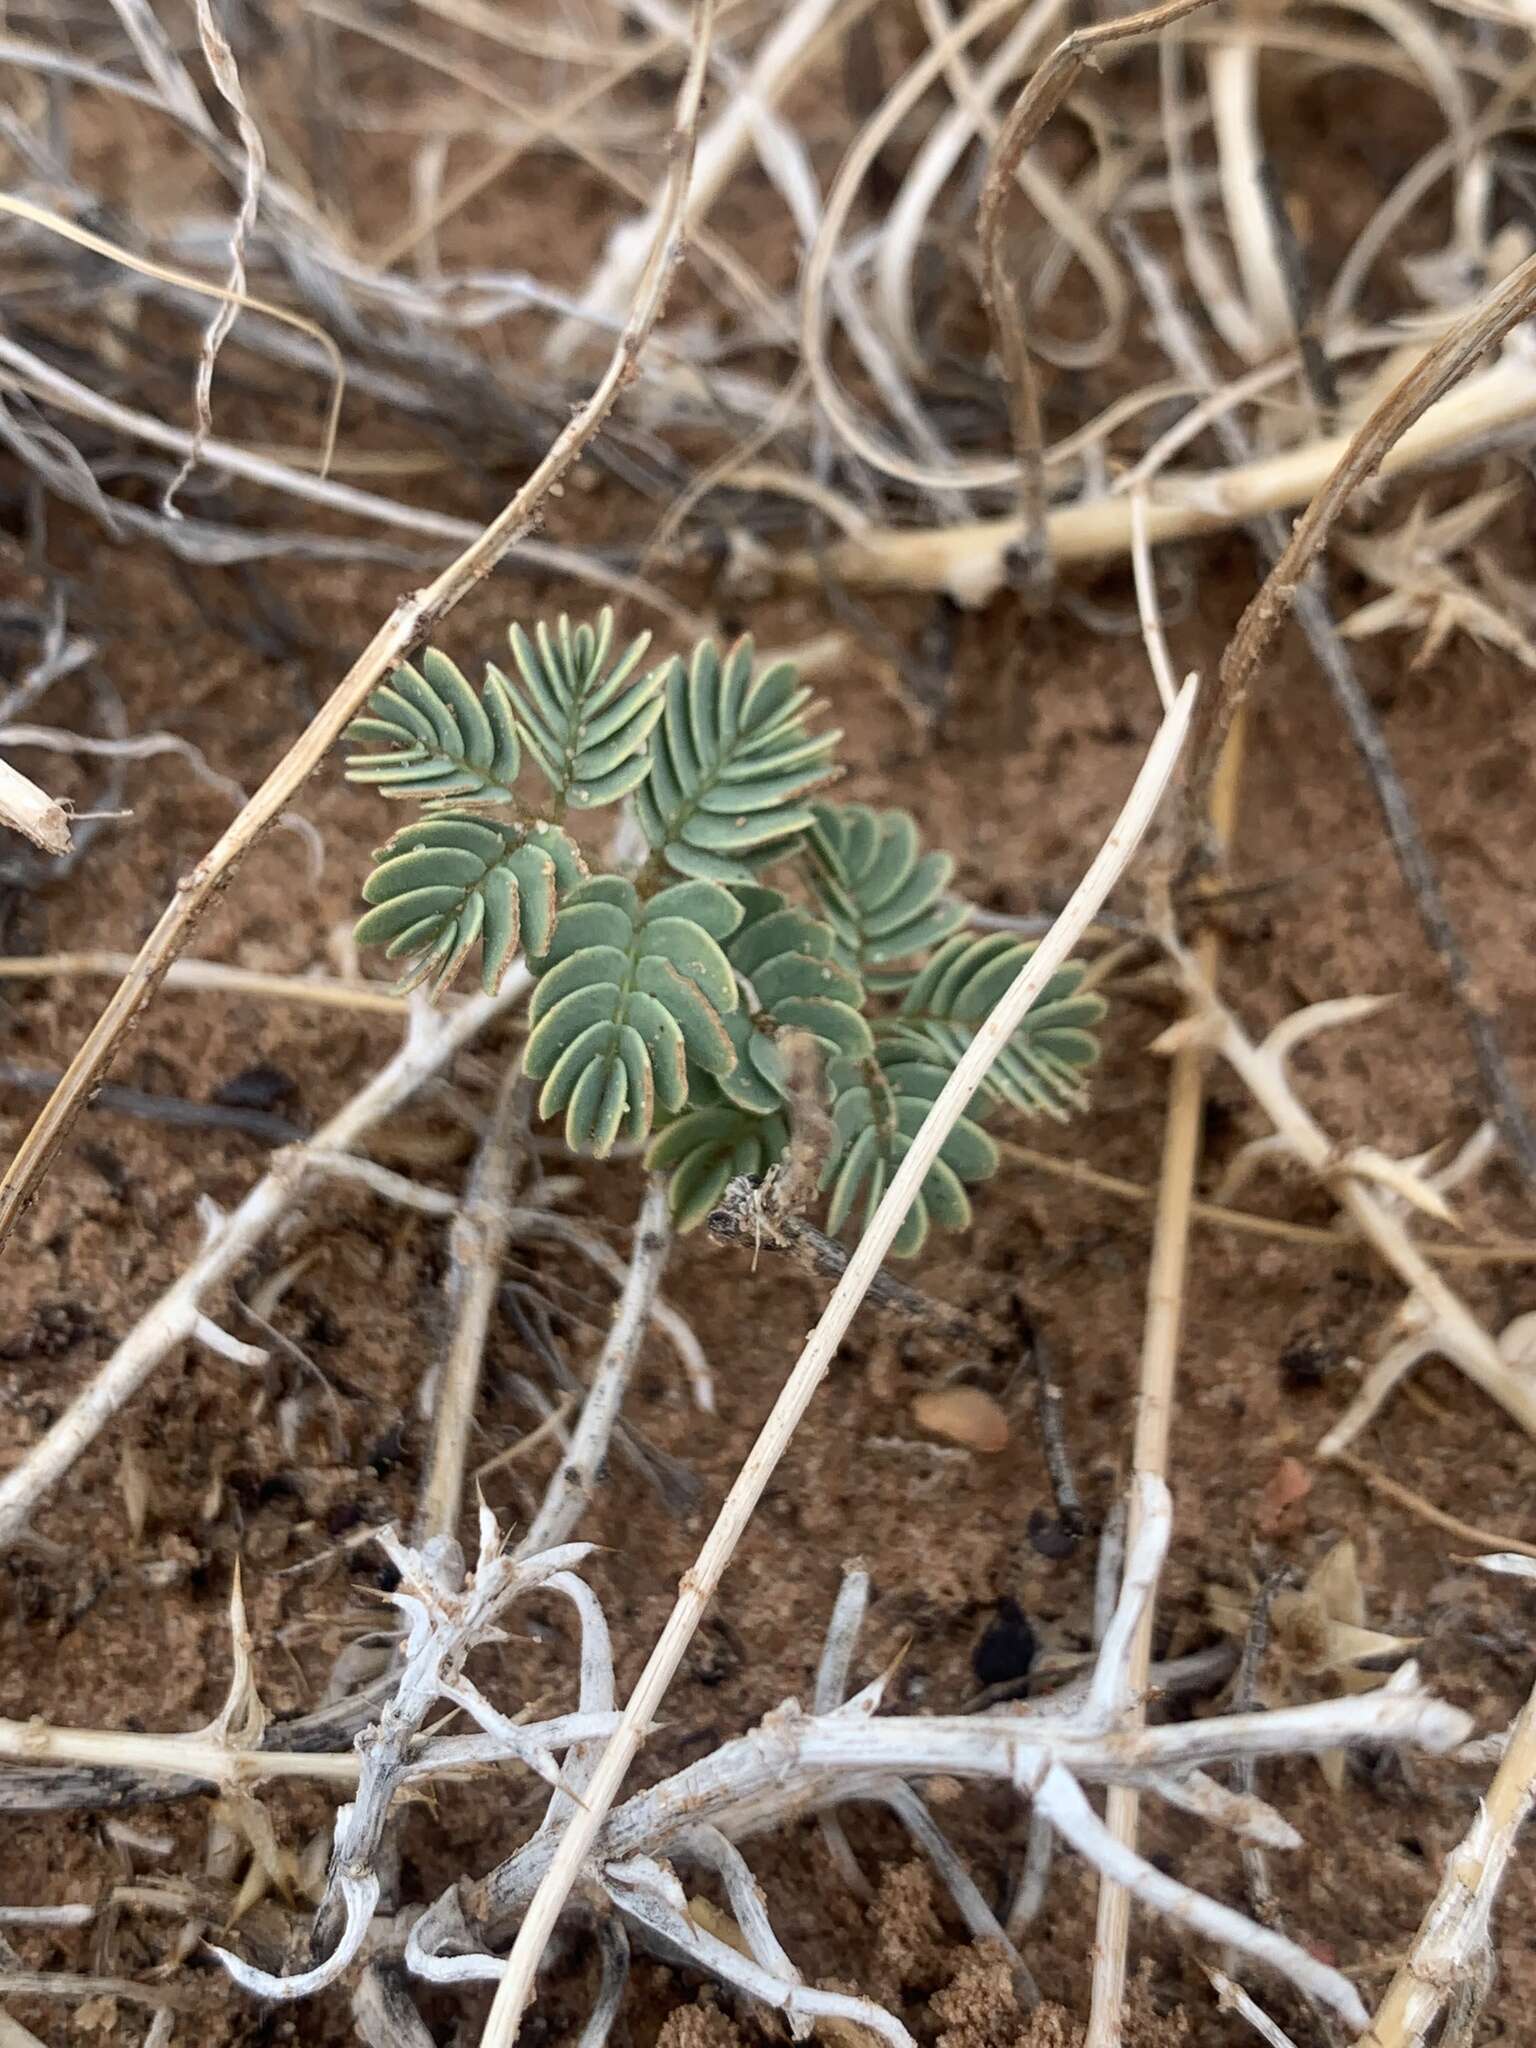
[1209,1541,1421,1791]
[374,1482,1468,2038]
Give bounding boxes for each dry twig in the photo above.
[1360,1563,1536,2047]
[1161,964,1536,1450]
[517,1180,672,1556]
[0,758,70,857]
[0,952,412,1016]
[417,1072,531,1543]
[1087,703,1247,2048]
[396,1476,1470,2039]
[977,0,1218,586]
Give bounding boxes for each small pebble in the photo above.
[912,1387,1010,1453]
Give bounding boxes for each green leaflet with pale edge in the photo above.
[808,801,966,991]
[712,885,871,1114]
[496,609,661,811]
[635,638,840,882]
[879,931,1105,1121]
[523,875,742,1156]
[345,610,1116,1233]
[345,649,522,806]
[357,813,584,998]
[645,1101,791,1230]
[820,1044,999,1258]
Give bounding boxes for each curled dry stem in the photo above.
[978,0,1219,587]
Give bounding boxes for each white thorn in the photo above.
[191,1313,268,1368]
[1212,1132,1293,1206]
[1337,1147,1459,1228]
[1260,994,1396,1070]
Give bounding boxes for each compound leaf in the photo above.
[495,608,661,811]
[707,888,871,1115]
[523,875,741,1155]
[345,648,522,806]
[356,813,584,998]
[808,802,966,991]
[882,931,1105,1121]
[636,638,840,882]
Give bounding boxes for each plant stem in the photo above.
[779,352,1536,604]
[1085,711,1247,2048]
[0,975,529,1550]
[416,1069,531,1544]
[0,952,414,1016]
[517,1179,672,1557]
[1360,1673,1536,2046]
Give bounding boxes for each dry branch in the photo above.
[996,1138,1536,1266]
[0,953,412,1016]
[777,351,1536,604]
[1192,251,1536,807]
[1086,713,1247,2048]
[417,1072,531,1544]
[977,0,1219,585]
[210,1514,621,1998]
[517,1180,671,1556]
[1361,1593,1536,2045]
[399,1475,1471,2039]
[1164,962,1536,1450]
[1115,218,1536,1187]
[0,758,70,858]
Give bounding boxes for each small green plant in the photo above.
[346,610,1106,1255]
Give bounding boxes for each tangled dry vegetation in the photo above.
[2,0,1536,2044]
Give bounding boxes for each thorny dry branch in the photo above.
[174,1484,1473,2038]
[1158,959,1536,1452]
[1115,216,1536,1197]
